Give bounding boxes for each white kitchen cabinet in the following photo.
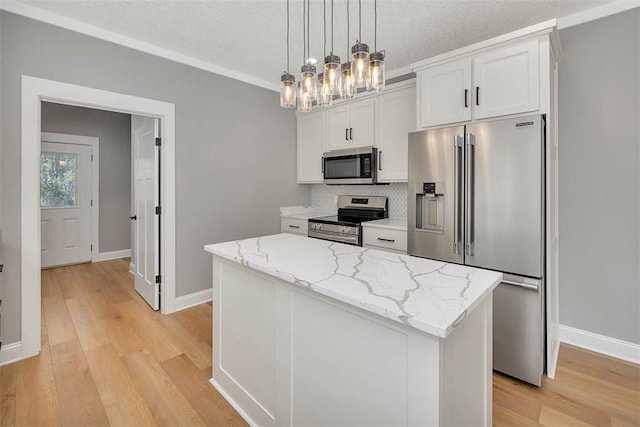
[473,39,540,119]
[328,98,375,151]
[281,217,308,236]
[376,85,416,182]
[297,110,327,183]
[363,222,407,254]
[418,58,471,128]
[415,38,541,128]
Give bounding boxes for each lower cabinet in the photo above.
[281,218,308,236]
[363,226,407,254]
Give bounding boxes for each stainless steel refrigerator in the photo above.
[408,114,545,386]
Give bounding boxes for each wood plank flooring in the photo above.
[1,258,638,426]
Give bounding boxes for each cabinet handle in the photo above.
[377,237,395,243]
[321,157,324,173]
[288,225,301,229]
[464,89,469,108]
[378,151,382,170]
[350,128,353,140]
[130,215,137,221]
[476,87,480,106]
[345,128,349,141]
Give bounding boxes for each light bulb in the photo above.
[323,54,342,96]
[317,73,332,106]
[341,62,356,99]
[300,64,317,102]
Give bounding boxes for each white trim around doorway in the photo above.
[40,132,100,263]
[21,75,177,360]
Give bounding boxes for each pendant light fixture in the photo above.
[351,0,370,89]
[323,0,341,97]
[367,0,385,92]
[318,0,332,106]
[298,0,317,111]
[341,0,356,99]
[280,0,296,108]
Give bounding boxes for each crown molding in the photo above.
[0,0,281,92]
[558,0,640,29]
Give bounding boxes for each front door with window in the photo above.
[41,142,93,268]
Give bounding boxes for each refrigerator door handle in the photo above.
[502,279,540,291]
[453,135,464,254]
[466,133,476,256]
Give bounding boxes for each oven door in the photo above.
[308,222,361,246]
[323,147,376,185]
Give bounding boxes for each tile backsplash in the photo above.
[311,183,408,220]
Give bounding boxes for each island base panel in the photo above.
[211,256,492,427]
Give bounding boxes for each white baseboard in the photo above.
[559,325,640,365]
[129,262,135,275]
[175,288,213,311]
[0,341,23,366]
[94,249,131,262]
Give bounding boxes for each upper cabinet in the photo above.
[297,110,327,183]
[328,98,375,151]
[418,58,472,128]
[296,81,415,184]
[473,40,540,119]
[415,38,543,129]
[376,85,416,182]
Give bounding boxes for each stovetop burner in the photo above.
[310,215,374,226]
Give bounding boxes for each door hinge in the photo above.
[155,206,161,215]
[155,275,162,284]
[155,137,162,147]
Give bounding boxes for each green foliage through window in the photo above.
[40,153,77,207]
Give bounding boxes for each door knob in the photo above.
[130,215,137,220]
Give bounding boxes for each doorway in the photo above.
[21,76,177,360]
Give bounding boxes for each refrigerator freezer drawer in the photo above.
[493,275,544,386]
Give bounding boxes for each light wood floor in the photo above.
[0,259,638,426]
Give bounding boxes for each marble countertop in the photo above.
[205,234,501,338]
[362,218,407,231]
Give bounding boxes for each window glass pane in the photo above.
[40,152,78,207]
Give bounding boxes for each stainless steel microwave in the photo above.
[323,147,377,185]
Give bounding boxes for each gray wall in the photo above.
[0,11,310,345]
[558,9,640,344]
[41,102,132,253]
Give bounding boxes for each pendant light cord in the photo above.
[331,0,334,54]
[374,0,377,51]
[358,0,361,42]
[323,0,326,56]
[346,0,350,52]
[287,0,290,71]
[302,0,306,63]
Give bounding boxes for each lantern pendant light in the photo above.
[280,0,296,108]
[341,0,356,99]
[298,0,317,110]
[351,0,370,89]
[367,0,385,92]
[317,0,333,106]
[323,0,341,97]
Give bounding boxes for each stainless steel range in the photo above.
[308,195,388,246]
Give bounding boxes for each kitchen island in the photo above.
[204,233,502,427]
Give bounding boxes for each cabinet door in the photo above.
[376,86,415,182]
[297,110,327,183]
[327,105,351,151]
[473,40,540,119]
[349,98,375,148]
[418,58,471,128]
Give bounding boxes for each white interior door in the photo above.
[132,116,160,310]
[41,142,93,268]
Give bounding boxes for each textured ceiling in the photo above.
[18,0,617,89]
